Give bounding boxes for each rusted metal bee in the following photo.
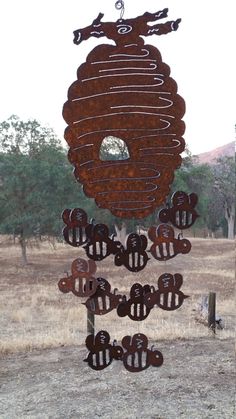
[117,283,153,321]
[58,257,98,298]
[159,191,199,229]
[63,8,185,219]
[85,278,124,315]
[84,223,122,261]
[62,208,92,247]
[84,331,123,370]
[115,233,149,272]
[144,273,189,311]
[122,333,163,372]
[148,224,191,261]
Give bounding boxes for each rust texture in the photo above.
[117,283,152,321]
[62,208,91,247]
[159,191,199,229]
[148,224,191,261]
[58,257,98,298]
[84,331,123,370]
[122,333,163,372]
[144,273,189,311]
[60,7,195,373]
[81,275,188,316]
[62,208,192,268]
[84,331,163,372]
[115,233,149,272]
[63,9,185,219]
[84,223,122,261]
[85,278,125,315]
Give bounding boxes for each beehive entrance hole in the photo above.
[99,136,130,161]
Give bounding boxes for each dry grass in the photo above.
[0,238,235,354]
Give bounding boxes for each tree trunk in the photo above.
[19,233,28,265]
[114,222,127,246]
[227,216,235,240]
[225,203,235,240]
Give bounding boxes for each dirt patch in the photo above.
[0,238,235,417]
[0,338,235,418]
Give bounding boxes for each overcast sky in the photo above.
[0,0,235,154]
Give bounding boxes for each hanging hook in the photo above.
[115,0,125,20]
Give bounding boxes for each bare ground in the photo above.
[0,338,235,418]
[0,237,235,418]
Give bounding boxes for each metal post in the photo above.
[87,309,95,335]
[208,292,216,334]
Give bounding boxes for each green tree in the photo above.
[172,156,213,232]
[0,115,85,263]
[99,136,130,161]
[212,156,235,239]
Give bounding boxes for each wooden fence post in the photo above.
[208,292,216,334]
[87,309,95,335]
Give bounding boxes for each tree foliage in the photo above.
[0,116,234,264]
[211,156,235,239]
[173,152,235,238]
[0,116,83,262]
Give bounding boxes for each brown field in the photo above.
[0,237,235,418]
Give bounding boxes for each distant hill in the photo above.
[195,142,235,164]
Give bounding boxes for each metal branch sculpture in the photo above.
[73,9,180,46]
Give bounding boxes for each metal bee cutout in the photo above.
[85,278,124,315]
[60,3,198,374]
[62,208,91,247]
[58,257,98,297]
[115,233,149,272]
[84,331,123,370]
[148,224,191,261]
[63,7,185,219]
[84,331,163,372]
[122,333,163,372]
[84,223,121,261]
[159,191,199,229]
[117,283,153,321]
[144,273,189,311]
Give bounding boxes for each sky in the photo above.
[0,0,235,155]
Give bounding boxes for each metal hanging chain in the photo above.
[115,0,125,19]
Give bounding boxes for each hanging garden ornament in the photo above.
[144,273,189,311]
[148,224,191,261]
[84,331,123,370]
[117,283,153,321]
[158,191,199,229]
[85,277,125,315]
[63,4,185,219]
[122,333,163,372]
[58,257,98,297]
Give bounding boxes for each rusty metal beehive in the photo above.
[60,4,196,373]
[63,9,185,219]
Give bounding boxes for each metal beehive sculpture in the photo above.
[60,2,198,373]
[63,7,185,219]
